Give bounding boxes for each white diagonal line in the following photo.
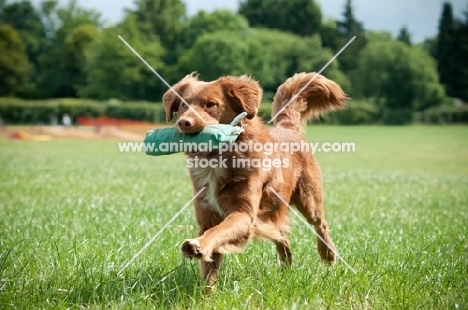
[269,36,356,124]
[269,187,357,274]
[118,187,206,276]
[118,35,207,123]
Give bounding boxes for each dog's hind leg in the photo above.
[291,166,337,263]
[275,238,292,265]
[253,220,292,265]
[293,197,336,263]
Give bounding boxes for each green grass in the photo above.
[1,126,467,309]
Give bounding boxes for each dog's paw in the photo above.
[181,239,203,259]
[319,248,336,265]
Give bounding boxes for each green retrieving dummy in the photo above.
[144,112,247,156]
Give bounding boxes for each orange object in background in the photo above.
[10,131,52,141]
[75,115,156,126]
[5,116,161,141]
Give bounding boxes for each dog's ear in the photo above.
[163,72,199,122]
[219,76,263,119]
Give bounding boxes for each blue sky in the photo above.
[25,0,468,42]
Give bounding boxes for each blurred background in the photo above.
[0,0,467,130]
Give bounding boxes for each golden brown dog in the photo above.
[163,72,348,286]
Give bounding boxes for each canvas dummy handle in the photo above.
[230,112,248,127]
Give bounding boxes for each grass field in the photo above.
[1,126,467,309]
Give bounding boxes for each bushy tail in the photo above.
[271,72,349,130]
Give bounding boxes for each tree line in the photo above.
[0,0,467,114]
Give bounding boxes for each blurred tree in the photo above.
[79,14,165,101]
[422,36,437,60]
[365,30,392,42]
[249,28,349,95]
[131,0,185,65]
[275,0,321,37]
[64,24,98,93]
[174,30,269,85]
[168,10,250,82]
[40,1,59,40]
[320,17,339,51]
[0,0,46,96]
[238,0,272,28]
[0,23,31,96]
[174,20,348,99]
[178,10,249,50]
[437,2,455,97]
[239,0,322,37]
[356,38,447,111]
[397,26,411,46]
[38,0,101,98]
[335,0,366,74]
[452,5,468,102]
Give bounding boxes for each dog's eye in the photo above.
[206,102,216,108]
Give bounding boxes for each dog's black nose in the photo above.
[177,119,192,128]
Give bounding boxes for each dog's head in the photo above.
[163,73,263,134]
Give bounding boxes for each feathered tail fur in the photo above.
[272,72,349,130]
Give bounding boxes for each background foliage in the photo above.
[0,0,468,124]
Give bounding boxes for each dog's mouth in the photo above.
[176,125,204,135]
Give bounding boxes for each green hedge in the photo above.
[0,98,466,125]
[380,108,414,125]
[259,100,468,125]
[105,102,166,123]
[414,105,468,124]
[0,98,166,124]
[322,100,379,125]
[259,100,381,125]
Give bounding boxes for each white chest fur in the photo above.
[191,167,227,216]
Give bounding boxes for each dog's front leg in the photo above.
[181,181,261,285]
[181,211,252,286]
[200,253,223,287]
[181,211,253,261]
